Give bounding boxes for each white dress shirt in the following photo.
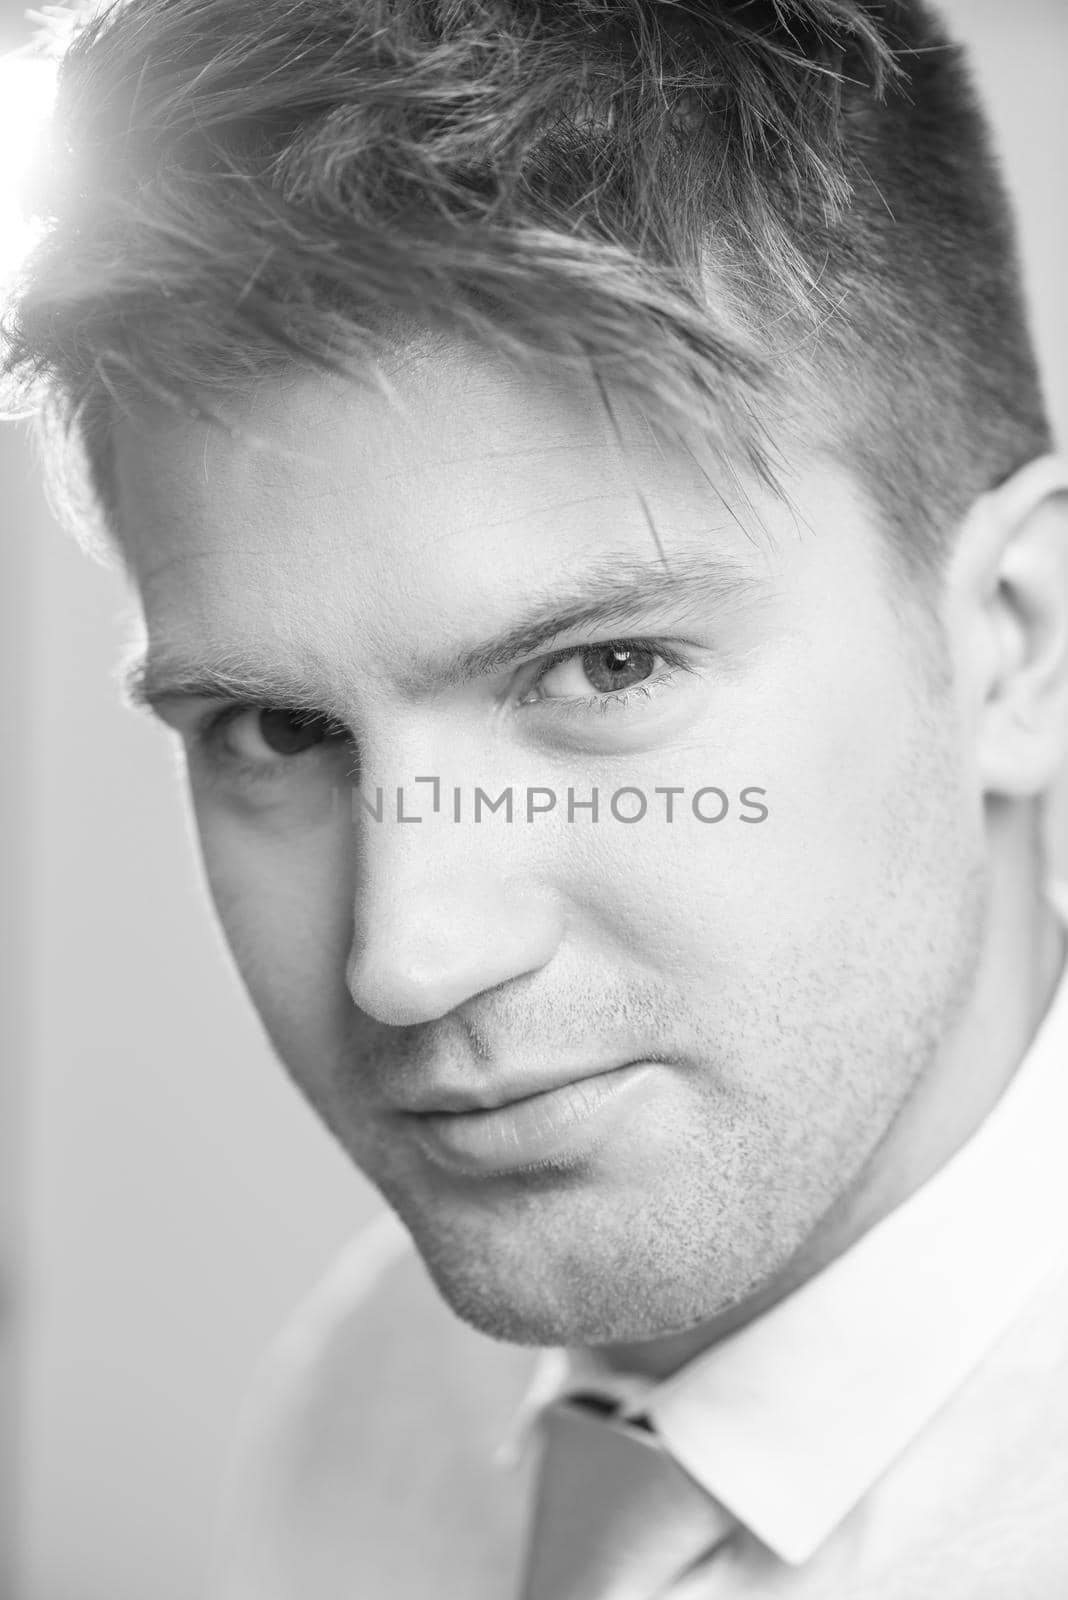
[210,885,1068,1599]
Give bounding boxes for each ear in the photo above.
[946,456,1068,800]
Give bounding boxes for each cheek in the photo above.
[570,632,971,992]
[192,795,358,1069]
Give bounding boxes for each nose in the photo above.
[345,812,565,1026]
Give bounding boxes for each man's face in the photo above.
[114,337,988,1345]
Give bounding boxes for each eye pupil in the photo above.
[581,644,656,694]
[257,708,332,756]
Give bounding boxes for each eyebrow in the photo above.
[123,656,330,717]
[125,549,767,715]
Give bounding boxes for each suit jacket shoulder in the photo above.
[209,1208,541,1600]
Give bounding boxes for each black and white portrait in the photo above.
[1,2,1066,1596]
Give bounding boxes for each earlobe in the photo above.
[964,457,1068,800]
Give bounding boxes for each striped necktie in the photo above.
[521,1395,734,1600]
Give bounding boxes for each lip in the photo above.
[395,1060,642,1116]
[402,1061,659,1178]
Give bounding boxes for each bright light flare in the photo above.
[0,52,60,300]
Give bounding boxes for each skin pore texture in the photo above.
[112,334,1067,1375]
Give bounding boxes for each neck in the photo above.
[598,839,1067,1380]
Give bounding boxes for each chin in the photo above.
[429,1265,756,1350]
[403,1214,760,1350]
[364,1120,832,1350]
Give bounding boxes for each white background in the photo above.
[2,2,1066,1596]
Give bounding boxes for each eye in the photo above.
[254,708,337,756]
[523,641,665,703]
[206,706,348,766]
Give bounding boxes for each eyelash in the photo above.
[190,636,696,780]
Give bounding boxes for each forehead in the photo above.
[110,336,868,673]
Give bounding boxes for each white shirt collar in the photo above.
[502,884,1068,1567]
